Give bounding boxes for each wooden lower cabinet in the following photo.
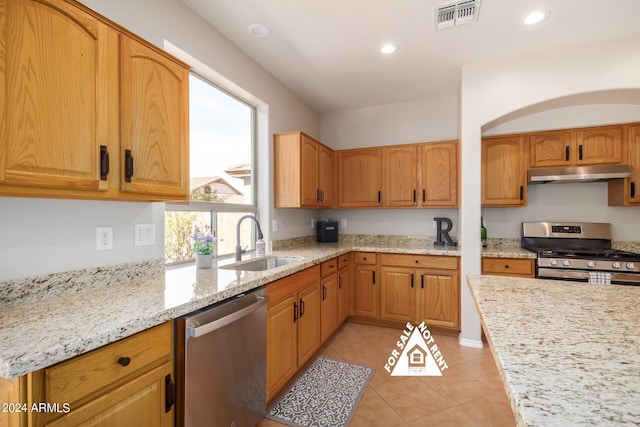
[378,254,460,331]
[320,259,339,343]
[482,257,535,278]
[1,323,174,427]
[353,253,379,318]
[337,254,351,324]
[266,266,321,402]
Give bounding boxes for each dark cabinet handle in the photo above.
[579,144,583,160]
[411,274,414,288]
[320,190,324,202]
[377,190,381,203]
[372,271,376,284]
[322,285,326,301]
[124,150,134,182]
[505,264,510,269]
[422,189,426,203]
[362,257,367,261]
[339,276,343,288]
[293,302,298,322]
[118,356,131,367]
[299,298,305,317]
[519,186,524,201]
[421,275,424,289]
[100,145,109,180]
[631,182,636,199]
[165,374,175,413]
[413,189,416,203]
[317,189,320,202]
[565,146,570,161]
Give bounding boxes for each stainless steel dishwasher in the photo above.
[176,287,268,427]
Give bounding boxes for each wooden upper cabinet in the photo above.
[0,0,114,192]
[576,125,624,165]
[120,36,189,199]
[420,140,457,207]
[482,136,527,206]
[529,125,625,168]
[609,124,640,206]
[384,145,418,207]
[274,131,333,208]
[529,131,573,167]
[338,148,383,207]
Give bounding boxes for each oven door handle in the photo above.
[538,268,591,280]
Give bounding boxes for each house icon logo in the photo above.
[385,322,448,377]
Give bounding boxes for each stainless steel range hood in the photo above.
[528,164,633,184]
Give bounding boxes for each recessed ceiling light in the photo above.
[523,9,549,25]
[248,23,271,37]
[380,44,398,54]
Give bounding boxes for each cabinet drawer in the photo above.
[46,323,172,405]
[353,252,376,264]
[338,253,350,269]
[482,258,535,277]
[380,254,458,270]
[267,265,320,304]
[321,258,338,277]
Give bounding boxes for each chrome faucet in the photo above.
[235,215,264,261]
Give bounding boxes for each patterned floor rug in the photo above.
[266,357,374,427]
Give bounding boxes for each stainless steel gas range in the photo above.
[521,222,640,286]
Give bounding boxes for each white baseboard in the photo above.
[458,336,484,349]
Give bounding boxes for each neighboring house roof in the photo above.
[224,163,251,179]
[190,176,242,196]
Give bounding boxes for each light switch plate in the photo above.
[135,224,155,246]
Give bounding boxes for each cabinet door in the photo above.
[576,126,624,165]
[338,148,383,207]
[267,296,297,401]
[421,141,457,207]
[419,271,459,330]
[47,362,173,427]
[626,125,640,205]
[1,0,113,192]
[318,144,334,207]
[337,267,350,324]
[529,131,574,167]
[297,282,321,367]
[380,267,415,322]
[300,134,320,207]
[482,136,526,206]
[120,36,189,199]
[354,265,378,317]
[320,274,339,342]
[384,145,418,207]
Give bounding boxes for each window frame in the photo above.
[165,72,258,265]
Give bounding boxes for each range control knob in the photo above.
[612,262,622,270]
[586,261,596,268]
[549,259,558,266]
[626,262,636,270]
[562,260,571,267]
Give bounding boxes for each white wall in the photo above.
[0,0,320,281]
[458,35,640,346]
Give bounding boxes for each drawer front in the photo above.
[380,253,458,270]
[267,265,320,304]
[321,258,338,277]
[46,322,172,405]
[338,253,350,269]
[353,252,376,265]
[482,258,535,276]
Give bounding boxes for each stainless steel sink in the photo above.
[219,256,302,272]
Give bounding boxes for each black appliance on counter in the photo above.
[316,219,338,242]
[521,222,640,286]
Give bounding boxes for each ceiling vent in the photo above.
[435,0,481,30]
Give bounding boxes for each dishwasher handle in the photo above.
[187,295,268,338]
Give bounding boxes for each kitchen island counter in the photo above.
[467,275,640,426]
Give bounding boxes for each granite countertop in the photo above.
[467,275,640,426]
[0,241,466,379]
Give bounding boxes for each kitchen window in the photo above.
[165,73,256,264]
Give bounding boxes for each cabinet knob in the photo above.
[504,265,510,269]
[118,356,131,367]
[415,260,419,264]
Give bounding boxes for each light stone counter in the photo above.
[0,241,462,379]
[467,275,640,426]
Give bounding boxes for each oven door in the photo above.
[538,268,640,285]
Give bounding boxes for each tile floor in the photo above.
[260,322,516,427]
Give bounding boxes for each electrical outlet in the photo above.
[272,219,278,232]
[96,227,113,250]
[135,224,155,246]
[341,218,347,228]
[311,218,316,229]
[433,220,437,230]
